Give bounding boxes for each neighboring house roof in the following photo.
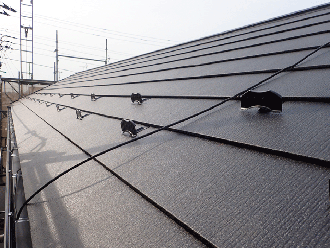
[11,3,330,247]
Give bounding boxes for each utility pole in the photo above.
[105,39,108,65]
[57,36,108,72]
[55,30,59,82]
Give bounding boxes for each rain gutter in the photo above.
[4,106,32,248]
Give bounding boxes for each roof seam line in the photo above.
[65,45,328,82]
[27,97,330,167]
[46,64,330,90]
[59,45,330,85]
[34,93,330,103]
[59,29,330,86]
[105,13,330,68]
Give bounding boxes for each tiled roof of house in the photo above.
[11,3,330,247]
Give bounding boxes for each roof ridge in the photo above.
[202,2,330,41]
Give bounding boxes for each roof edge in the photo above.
[210,2,330,38]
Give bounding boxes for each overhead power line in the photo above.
[1,3,17,12]
[2,57,75,72]
[1,27,135,57]
[0,2,17,16]
[7,13,179,46]
[1,11,181,80]
[34,13,179,44]
[34,21,171,47]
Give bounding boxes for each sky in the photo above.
[1,0,329,81]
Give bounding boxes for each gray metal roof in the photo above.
[11,3,330,247]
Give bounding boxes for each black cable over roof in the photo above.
[16,39,330,238]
